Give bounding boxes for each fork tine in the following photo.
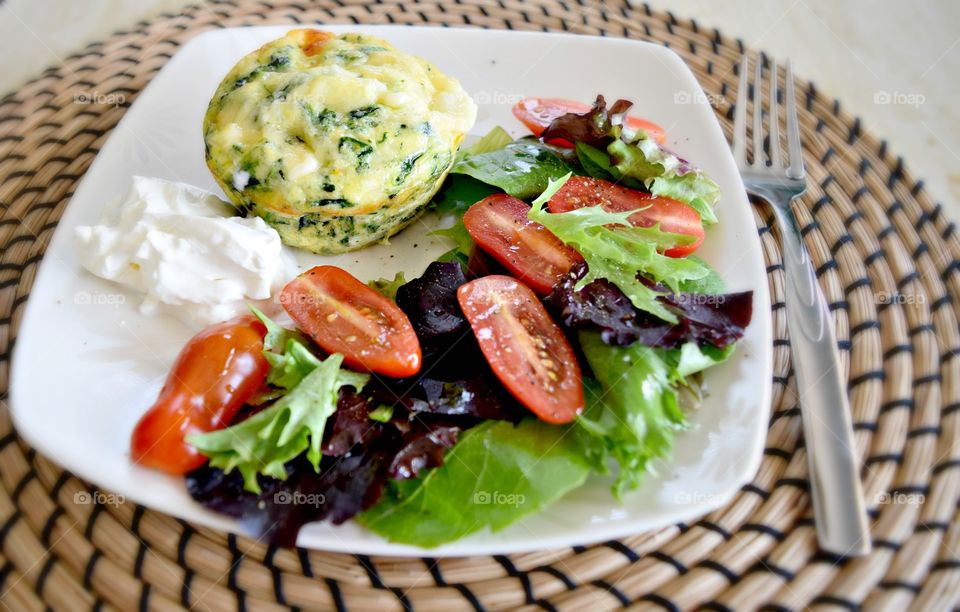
[752,57,764,167]
[786,59,805,178]
[769,61,782,168]
[733,55,748,167]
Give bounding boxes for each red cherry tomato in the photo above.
[512,97,666,145]
[131,315,269,474]
[463,193,584,295]
[457,276,583,424]
[281,265,422,377]
[548,176,705,257]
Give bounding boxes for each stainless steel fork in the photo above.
[733,56,870,556]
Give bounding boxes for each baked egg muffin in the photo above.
[203,29,476,254]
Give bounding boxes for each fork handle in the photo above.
[769,196,871,556]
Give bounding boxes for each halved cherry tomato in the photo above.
[463,193,584,295]
[548,176,705,257]
[512,97,666,145]
[281,265,421,377]
[457,276,583,424]
[131,315,269,474]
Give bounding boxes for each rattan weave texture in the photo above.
[0,1,958,610]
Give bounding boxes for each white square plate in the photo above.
[10,25,771,556]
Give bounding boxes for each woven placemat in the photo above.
[1,0,959,609]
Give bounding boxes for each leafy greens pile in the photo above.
[186,96,753,548]
[186,265,529,546]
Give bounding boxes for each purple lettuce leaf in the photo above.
[395,261,476,361]
[322,388,384,457]
[186,413,464,546]
[657,291,754,347]
[366,370,525,422]
[391,260,524,421]
[186,258,535,547]
[541,95,633,147]
[547,263,753,348]
[187,376,512,546]
[320,388,465,481]
[185,449,389,548]
[388,423,461,480]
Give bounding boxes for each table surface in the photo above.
[0,2,956,609]
[1,0,957,217]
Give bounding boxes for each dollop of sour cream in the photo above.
[75,176,296,327]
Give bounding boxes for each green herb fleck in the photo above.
[339,136,374,171]
[349,105,379,120]
[396,152,424,184]
[315,108,339,129]
[265,52,291,71]
[368,406,394,423]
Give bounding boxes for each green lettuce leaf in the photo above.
[431,174,498,217]
[430,174,494,265]
[250,305,303,355]
[577,332,733,495]
[434,128,558,264]
[435,127,512,214]
[669,342,735,382]
[367,405,394,423]
[456,126,513,161]
[264,338,324,392]
[432,218,474,266]
[676,257,726,295]
[529,175,714,323]
[368,272,407,300]
[249,306,318,391]
[574,142,617,182]
[188,349,368,493]
[357,419,591,547]
[450,138,571,200]
[649,172,720,225]
[608,137,720,224]
[577,331,683,494]
[431,134,510,262]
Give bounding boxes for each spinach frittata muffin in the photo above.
[204,29,476,254]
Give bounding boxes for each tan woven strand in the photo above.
[0,0,958,610]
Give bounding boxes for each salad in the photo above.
[130,95,753,547]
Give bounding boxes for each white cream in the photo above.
[74,176,296,327]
